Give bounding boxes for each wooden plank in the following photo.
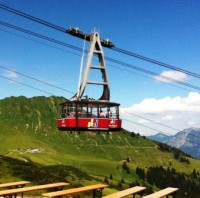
[103,186,146,198]
[42,184,108,198]
[0,182,69,197]
[0,181,31,188]
[143,187,179,198]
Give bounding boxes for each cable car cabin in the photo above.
[58,100,122,131]
[57,30,122,132]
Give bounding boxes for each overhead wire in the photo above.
[113,47,200,79]
[125,111,200,139]
[0,24,193,93]
[0,65,75,95]
[125,111,179,131]
[108,63,192,92]
[1,20,200,92]
[106,57,200,91]
[123,117,200,146]
[0,28,82,58]
[123,117,165,134]
[0,21,83,53]
[0,4,65,33]
[0,75,54,95]
[0,22,192,94]
[0,3,200,80]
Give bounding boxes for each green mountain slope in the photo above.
[0,96,200,197]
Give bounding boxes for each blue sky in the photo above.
[0,0,200,135]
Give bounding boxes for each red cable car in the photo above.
[58,100,121,131]
[58,28,122,131]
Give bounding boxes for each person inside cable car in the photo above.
[100,110,105,118]
[69,112,74,118]
[65,112,69,118]
[66,112,74,118]
[106,110,111,118]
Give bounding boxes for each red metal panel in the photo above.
[58,118,121,130]
[58,118,76,128]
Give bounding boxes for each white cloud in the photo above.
[188,121,196,126]
[121,92,200,135]
[138,119,150,124]
[154,70,187,83]
[3,70,18,79]
[185,92,200,105]
[162,115,174,121]
[121,92,200,114]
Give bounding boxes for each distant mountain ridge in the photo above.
[148,128,200,159]
[147,133,172,143]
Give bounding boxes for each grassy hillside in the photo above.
[0,96,200,197]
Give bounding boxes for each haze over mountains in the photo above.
[148,128,200,159]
